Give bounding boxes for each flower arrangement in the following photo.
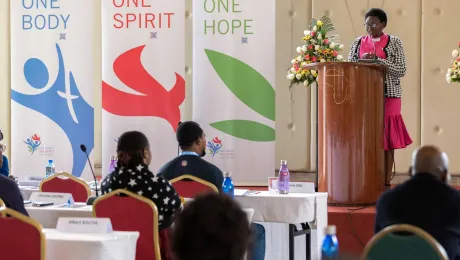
[287,16,344,87]
[446,41,460,83]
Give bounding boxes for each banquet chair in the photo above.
[170,174,218,199]
[39,171,91,202]
[93,189,163,260]
[0,207,45,260]
[361,224,448,260]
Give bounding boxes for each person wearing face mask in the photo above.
[375,145,460,260]
[158,121,224,189]
[348,8,412,188]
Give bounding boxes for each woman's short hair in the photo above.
[116,131,149,166]
[365,8,388,25]
[172,193,251,260]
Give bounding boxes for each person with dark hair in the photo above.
[158,121,223,189]
[172,193,251,260]
[348,8,412,187]
[0,174,28,216]
[100,131,181,259]
[158,121,266,260]
[0,130,9,177]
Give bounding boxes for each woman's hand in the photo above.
[362,52,377,59]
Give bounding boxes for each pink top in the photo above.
[359,33,389,59]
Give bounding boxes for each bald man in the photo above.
[375,146,460,260]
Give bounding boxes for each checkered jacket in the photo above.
[348,35,406,98]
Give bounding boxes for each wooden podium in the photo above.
[305,62,386,205]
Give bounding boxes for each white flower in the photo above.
[296,46,302,53]
[311,70,317,75]
[290,67,297,73]
[304,30,311,36]
[287,74,295,80]
[337,55,343,60]
[302,45,308,52]
[447,68,452,75]
[291,59,296,64]
[303,80,309,86]
[317,34,323,40]
[310,39,317,44]
[300,62,307,67]
[295,74,302,80]
[452,49,459,57]
[296,56,303,62]
[452,75,457,79]
[315,45,320,51]
[320,59,326,62]
[339,44,344,50]
[447,77,452,83]
[330,43,336,48]
[313,26,317,31]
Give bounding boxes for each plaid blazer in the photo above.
[348,35,406,98]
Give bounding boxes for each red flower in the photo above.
[311,31,316,37]
[458,41,460,47]
[333,51,338,57]
[212,137,222,144]
[311,56,317,62]
[324,39,329,44]
[32,134,41,141]
[304,55,310,60]
[308,45,313,50]
[294,63,299,69]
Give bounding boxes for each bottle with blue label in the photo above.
[278,160,290,194]
[222,172,234,199]
[45,160,55,178]
[321,225,339,260]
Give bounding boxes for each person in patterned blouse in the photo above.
[101,131,181,230]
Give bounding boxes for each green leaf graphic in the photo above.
[205,49,275,121]
[210,120,275,142]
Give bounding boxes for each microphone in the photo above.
[177,121,182,155]
[80,144,99,205]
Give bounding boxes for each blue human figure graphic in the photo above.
[12,43,94,177]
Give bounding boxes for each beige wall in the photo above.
[0,0,459,174]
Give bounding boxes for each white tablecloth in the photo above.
[235,192,328,260]
[44,229,139,260]
[26,203,93,228]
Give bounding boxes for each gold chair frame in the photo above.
[92,189,162,260]
[39,171,91,198]
[0,207,46,260]
[169,174,219,193]
[361,224,449,260]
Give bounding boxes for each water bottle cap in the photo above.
[281,160,287,165]
[224,172,232,178]
[324,225,336,235]
[110,156,116,160]
[48,160,53,163]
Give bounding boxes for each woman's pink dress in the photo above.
[359,34,412,151]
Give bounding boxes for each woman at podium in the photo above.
[347,8,412,187]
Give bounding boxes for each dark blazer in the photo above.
[375,173,460,260]
[158,155,224,192]
[0,174,28,216]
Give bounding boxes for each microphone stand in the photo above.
[177,121,182,155]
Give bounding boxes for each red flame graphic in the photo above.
[212,137,222,144]
[32,134,41,141]
[102,45,185,131]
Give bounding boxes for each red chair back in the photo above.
[40,172,91,202]
[93,189,162,260]
[170,174,218,198]
[0,207,45,260]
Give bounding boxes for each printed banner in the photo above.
[10,0,94,180]
[193,0,276,185]
[102,0,185,177]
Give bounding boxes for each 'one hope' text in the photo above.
[203,0,253,35]
[22,0,70,30]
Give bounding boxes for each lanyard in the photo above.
[179,151,199,157]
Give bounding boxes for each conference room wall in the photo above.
[0,0,459,175]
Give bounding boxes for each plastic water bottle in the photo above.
[222,172,234,199]
[278,160,290,194]
[45,160,55,178]
[321,225,339,259]
[108,156,117,175]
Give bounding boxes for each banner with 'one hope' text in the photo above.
[193,0,276,185]
[10,0,94,180]
[102,0,185,177]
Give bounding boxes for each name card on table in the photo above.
[27,176,44,182]
[268,178,315,194]
[57,218,113,234]
[29,192,75,206]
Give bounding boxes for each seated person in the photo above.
[159,121,265,260]
[375,145,460,260]
[101,131,181,260]
[0,130,9,177]
[0,174,28,216]
[172,193,251,260]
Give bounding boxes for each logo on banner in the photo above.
[102,45,185,132]
[12,44,94,177]
[24,134,41,154]
[207,137,223,157]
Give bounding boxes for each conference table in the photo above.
[26,192,328,260]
